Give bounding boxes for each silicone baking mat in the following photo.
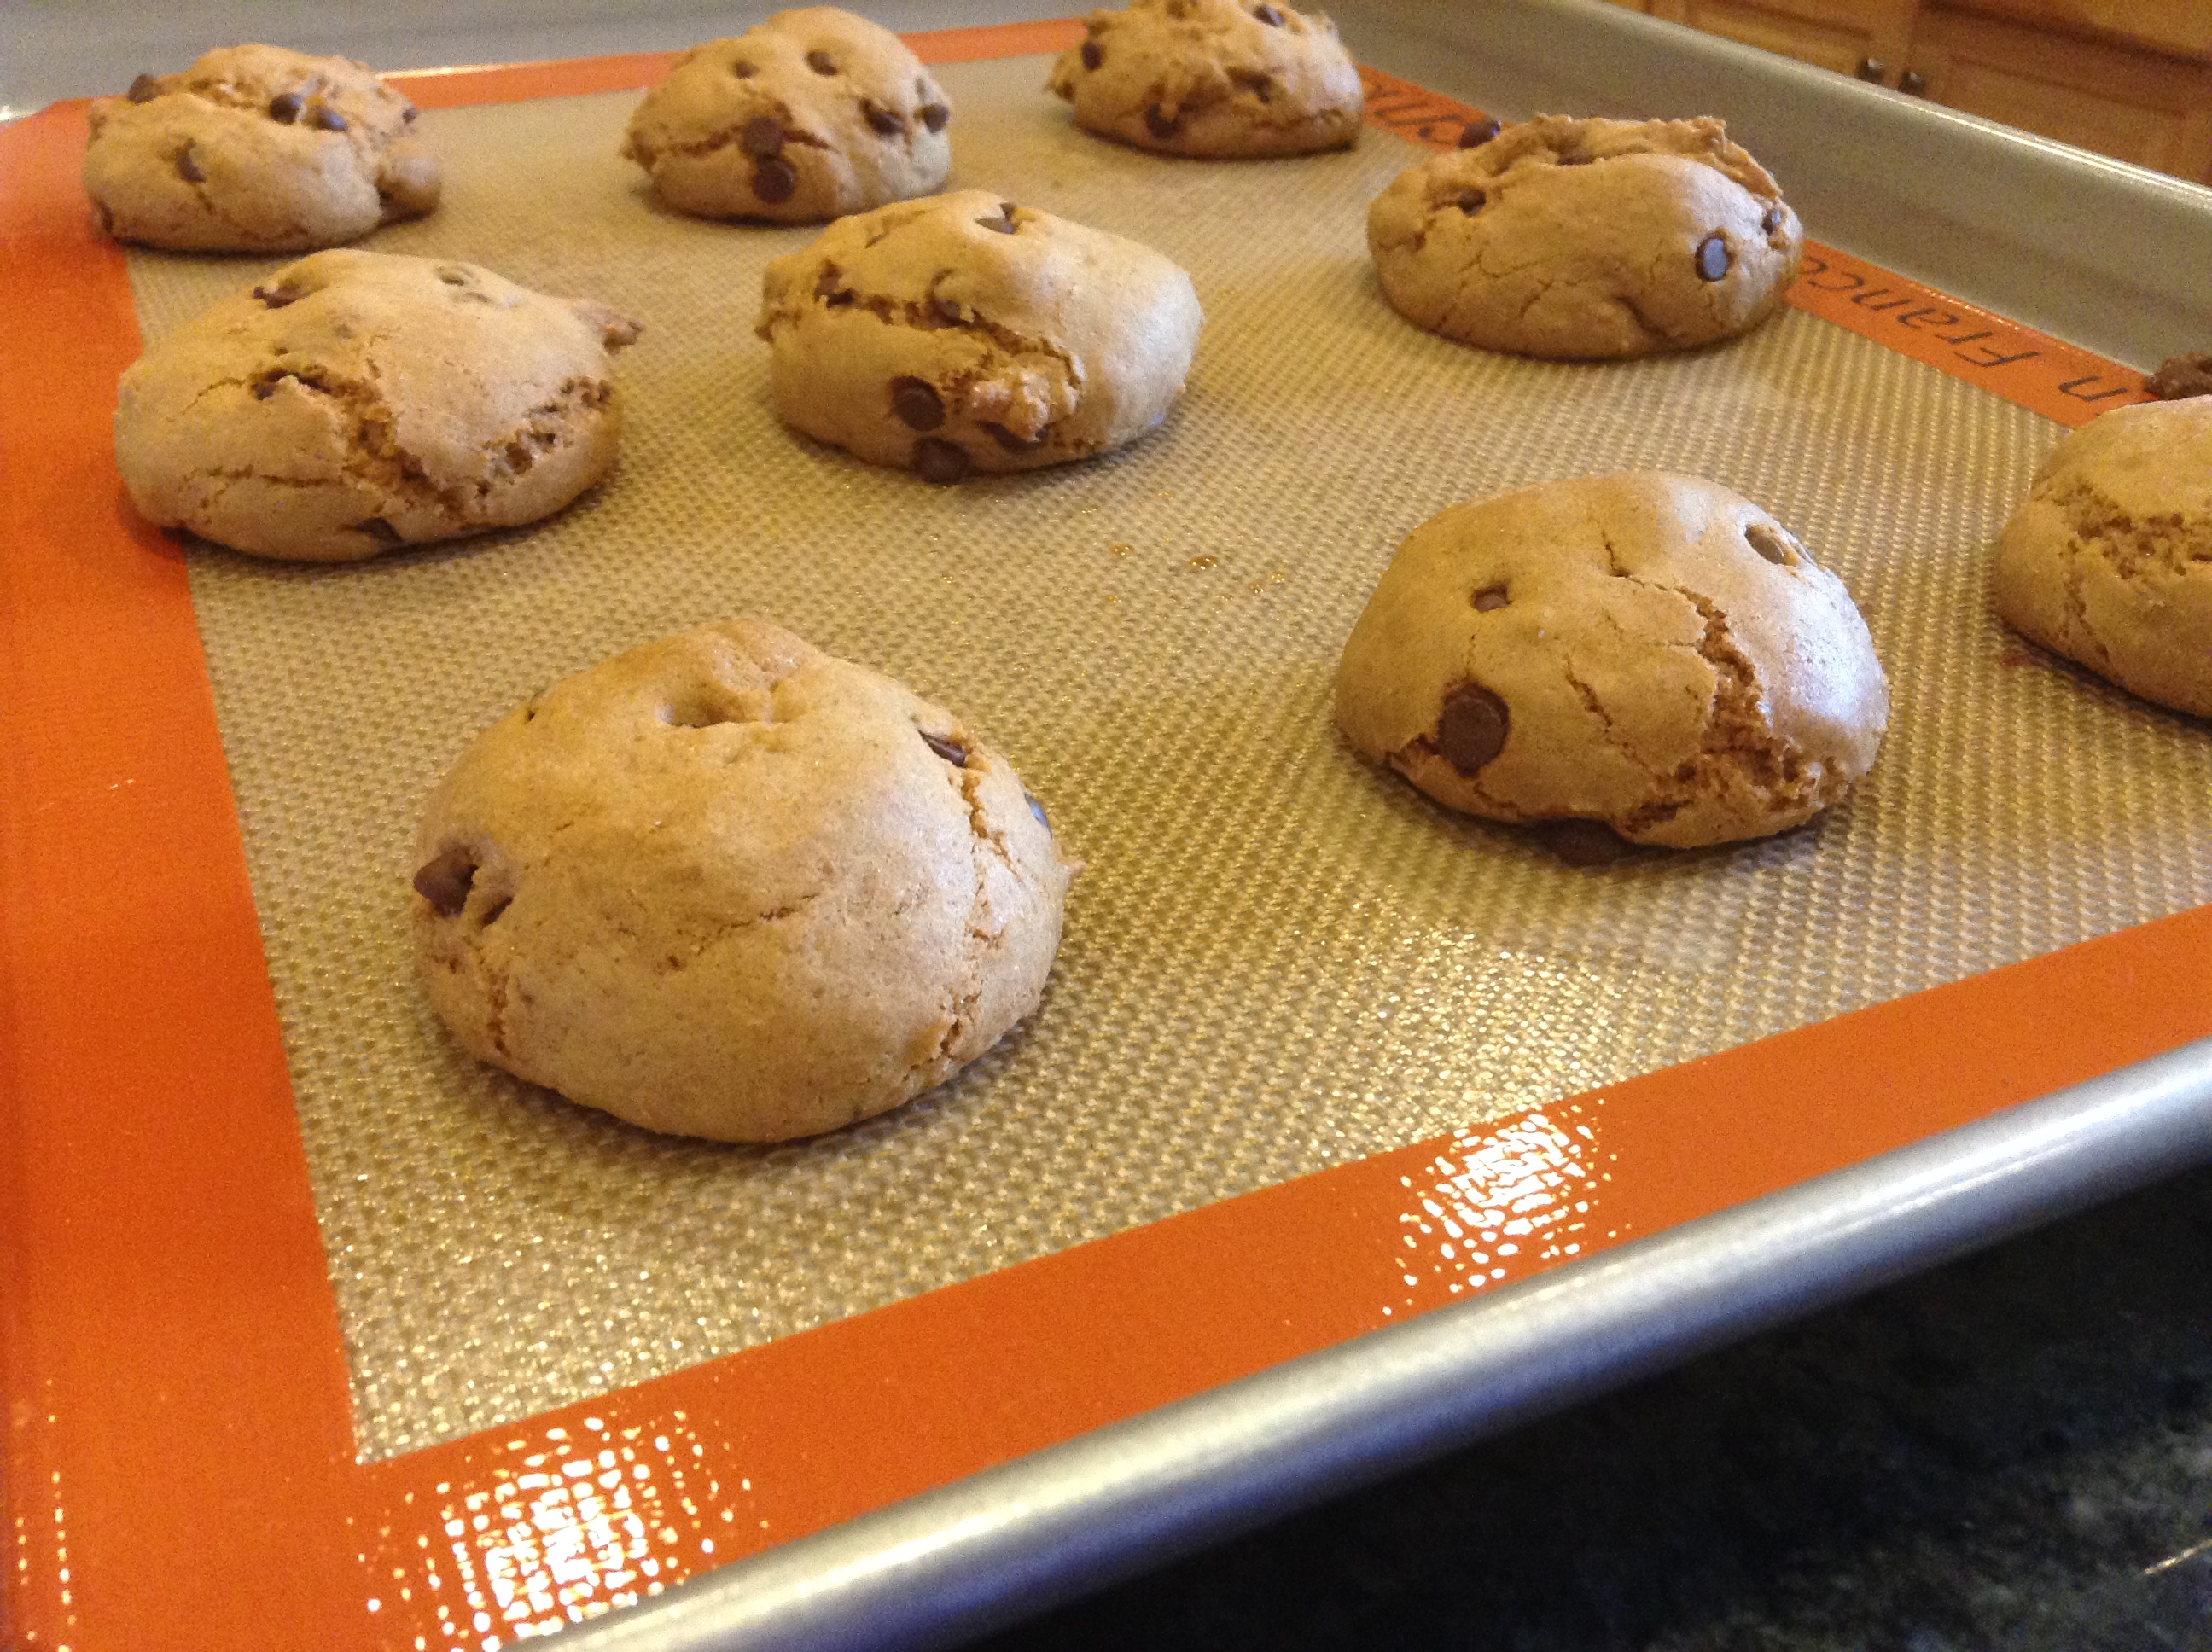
[8,23,2209,1652]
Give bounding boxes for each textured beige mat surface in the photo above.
[123,54,2212,1461]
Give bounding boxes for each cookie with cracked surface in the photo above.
[1047,0,1362,158]
[1367,115,1803,359]
[621,8,952,223]
[1336,473,1888,850]
[411,620,1075,1143]
[114,249,641,562]
[83,44,439,252]
[1994,398,2212,717]
[755,189,1203,482]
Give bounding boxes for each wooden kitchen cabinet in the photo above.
[1598,0,2212,183]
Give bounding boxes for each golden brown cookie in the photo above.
[621,8,952,223]
[1047,0,1362,158]
[1367,116,1802,359]
[411,620,1075,1142]
[755,189,1203,482]
[1337,474,1888,849]
[1994,398,2212,717]
[83,44,439,252]
[113,249,640,562]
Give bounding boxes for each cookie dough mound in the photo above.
[1047,0,1363,158]
[621,8,952,223]
[1367,116,1803,359]
[114,249,641,562]
[1336,474,1888,848]
[755,189,1203,481]
[412,620,1075,1142]
[1994,398,2212,717]
[83,44,439,252]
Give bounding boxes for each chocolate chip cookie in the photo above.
[1994,397,2212,717]
[114,249,641,561]
[1367,116,1803,359]
[1337,474,1888,849]
[755,189,1203,482]
[83,44,439,252]
[1048,0,1363,158]
[412,620,1075,1142]
[621,8,952,223]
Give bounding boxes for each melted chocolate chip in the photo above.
[355,516,405,545]
[1081,40,1103,69]
[753,154,798,204]
[127,73,161,103]
[975,203,1018,234]
[1455,190,1486,215]
[731,58,757,78]
[1458,116,1501,148]
[1254,3,1284,20]
[252,282,301,308]
[1761,202,1786,235]
[806,49,838,75]
[250,378,277,400]
[741,114,785,157]
[1472,585,1510,611]
[813,265,851,305]
[932,294,963,323]
[861,99,903,136]
[984,422,1046,453]
[913,438,971,485]
[268,91,303,122]
[921,730,969,767]
[413,846,478,916]
[1024,790,1051,829]
[889,376,945,430]
[2148,352,2212,401]
[1144,104,1181,140]
[173,144,205,183]
[1541,819,1632,867]
[1435,682,1509,776]
[919,102,950,132]
[1744,522,1798,566]
[1696,233,1731,282]
[308,103,348,133]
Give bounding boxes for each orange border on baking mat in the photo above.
[0,30,2187,1652]
[1359,66,2151,426]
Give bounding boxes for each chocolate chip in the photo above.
[250,379,276,399]
[731,58,757,78]
[753,154,798,204]
[402,105,418,123]
[1144,104,1180,140]
[740,114,785,157]
[913,438,970,485]
[309,103,348,133]
[1458,116,1501,148]
[1081,40,1103,69]
[806,49,837,75]
[921,730,969,767]
[1744,522,1798,566]
[173,144,205,183]
[975,203,1018,233]
[861,99,902,136]
[1761,202,1786,235]
[127,73,160,103]
[814,265,852,304]
[413,846,477,914]
[932,294,963,323]
[2148,352,2212,401]
[1435,682,1509,775]
[1541,819,1632,867]
[355,516,405,545]
[1455,190,1486,214]
[919,102,950,132]
[1696,233,1731,281]
[889,376,944,430]
[984,422,1046,452]
[269,91,303,122]
[252,282,300,308]
[1254,3,1284,20]
[1472,585,1510,610]
[1024,790,1051,829]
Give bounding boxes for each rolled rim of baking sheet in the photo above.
[539,1037,2212,1652]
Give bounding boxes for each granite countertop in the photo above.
[970,1160,2212,1649]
